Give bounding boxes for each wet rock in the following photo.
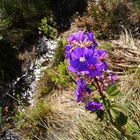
[0,129,21,140]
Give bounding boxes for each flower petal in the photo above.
[85,102,103,112]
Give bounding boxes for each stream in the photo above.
[11,36,57,104]
[0,36,58,139]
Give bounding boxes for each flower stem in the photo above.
[94,78,131,139]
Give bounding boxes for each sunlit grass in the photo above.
[23,67,140,139]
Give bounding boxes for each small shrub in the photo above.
[82,0,140,39]
[99,42,112,51]
[53,37,67,66]
[15,110,26,129]
[89,0,124,38]
[48,62,74,89]
[22,99,53,139]
[37,73,55,97]
[27,99,52,122]
[133,0,140,12]
[37,61,73,98]
[38,17,57,39]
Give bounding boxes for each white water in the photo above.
[11,36,58,104]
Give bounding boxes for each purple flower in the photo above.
[68,47,92,74]
[109,74,118,84]
[65,45,71,60]
[75,31,85,42]
[68,31,97,49]
[75,79,91,102]
[75,89,84,102]
[86,57,103,78]
[86,32,98,48]
[66,32,104,76]
[68,59,88,74]
[64,31,119,114]
[71,47,94,60]
[68,47,106,78]
[94,49,108,71]
[68,31,85,44]
[85,102,103,112]
[71,47,85,59]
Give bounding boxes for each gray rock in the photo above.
[0,129,22,140]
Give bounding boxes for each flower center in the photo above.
[71,39,93,48]
[79,57,86,62]
[89,65,95,70]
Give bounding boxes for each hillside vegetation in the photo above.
[0,0,140,140]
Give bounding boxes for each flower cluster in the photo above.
[66,31,116,112]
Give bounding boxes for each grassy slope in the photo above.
[17,30,140,140]
[12,1,140,139]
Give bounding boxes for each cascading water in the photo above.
[11,36,58,105]
[0,36,58,139]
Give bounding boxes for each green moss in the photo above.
[99,42,112,51]
[22,99,53,139]
[53,38,67,66]
[49,62,74,89]
[37,74,55,97]
[27,99,52,122]
[133,0,140,12]
[38,17,57,39]
[37,61,74,98]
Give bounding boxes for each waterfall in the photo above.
[10,36,58,105]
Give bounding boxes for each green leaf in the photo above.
[107,84,117,94]
[111,104,127,114]
[96,110,104,121]
[107,84,123,97]
[103,98,110,108]
[88,85,96,91]
[109,104,128,126]
[126,134,140,140]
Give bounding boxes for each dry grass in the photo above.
[112,28,140,50]
[25,76,140,140]
[108,29,140,73]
